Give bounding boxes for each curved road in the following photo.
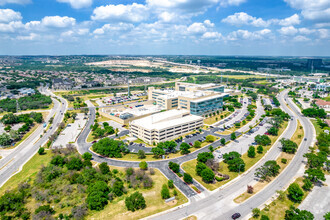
[0,88,67,188]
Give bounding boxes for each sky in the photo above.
[0,0,329,56]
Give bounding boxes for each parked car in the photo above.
[189,142,193,146]
[232,213,241,219]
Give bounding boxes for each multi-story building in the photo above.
[129,109,203,144]
[148,82,228,116]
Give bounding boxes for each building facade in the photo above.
[130,109,203,144]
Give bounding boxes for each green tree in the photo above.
[0,133,11,146]
[86,191,108,211]
[38,147,45,155]
[302,178,313,191]
[66,157,83,170]
[255,135,271,146]
[125,192,146,212]
[194,141,201,148]
[255,160,280,181]
[151,146,165,158]
[284,206,314,220]
[197,152,214,163]
[180,142,190,154]
[196,162,208,176]
[161,184,170,199]
[99,162,110,175]
[220,138,226,145]
[137,150,146,159]
[305,168,325,183]
[201,167,215,183]
[257,145,264,154]
[206,135,215,143]
[183,173,193,184]
[168,180,174,189]
[287,183,304,203]
[260,215,270,220]
[82,152,92,161]
[324,212,330,220]
[230,132,236,140]
[168,162,180,173]
[252,208,261,218]
[139,161,148,170]
[248,146,256,158]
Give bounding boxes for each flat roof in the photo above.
[131,109,203,130]
[190,93,228,103]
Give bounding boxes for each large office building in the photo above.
[130,109,203,144]
[148,82,228,116]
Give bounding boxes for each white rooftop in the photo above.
[131,109,203,130]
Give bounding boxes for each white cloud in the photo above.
[278,26,298,35]
[93,23,134,35]
[277,14,300,26]
[298,27,314,35]
[227,29,271,40]
[92,3,148,23]
[0,21,23,32]
[219,0,246,7]
[222,12,269,27]
[187,22,207,34]
[318,29,329,39]
[284,0,330,22]
[293,35,310,42]
[202,31,222,39]
[17,33,39,40]
[158,12,177,23]
[0,9,22,23]
[146,0,220,14]
[222,12,300,27]
[204,20,215,27]
[41,16,76,28]
[0,0,31,6]
[57,0,92,9]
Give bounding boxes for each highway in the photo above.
[150,90,314,220]
[0,88,68,188]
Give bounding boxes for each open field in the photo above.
[216,75,271,80]
[88,167,188,220]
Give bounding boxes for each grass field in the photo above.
[216,75,271,80]
[250,177,310,220]
[182,121,289,191]
[0,150,53,195]
[88,168,188,220]
[234,120,303,203]
[204,111,230,125]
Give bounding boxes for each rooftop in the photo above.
[131,109,203,130]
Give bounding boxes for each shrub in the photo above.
[183,173,193,184]
[194,141,201,148]
[257,145,264,154]
[201,167,215,183]
[302,178,313,191]
[247,185,254,194]
[215,176,225,182]
[125,192,146,212]
[38,147,45,155]
[161,184,170,199]
[206,135,215,143]
[281,158,287,164]
[248,146,256,158]
[260,215,270,220]
[252,208,260,218]
[35,205,55,214]
[169,162,180,173]
[168,180,174,189]
[137,150,146,159]
[287,183,304,203]
[139,161,148,170]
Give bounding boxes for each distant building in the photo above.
[148,82,228,116]
[315,99,330,109]
[18,88,35,96]
[315,83,330,91]
[52,78,73,90]
[130,109,203,144]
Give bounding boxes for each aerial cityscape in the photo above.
[0,0,329,220]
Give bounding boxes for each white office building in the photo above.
[130,109,203,144]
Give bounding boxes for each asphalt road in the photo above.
[0,87,68,188]
[151,90,314,220]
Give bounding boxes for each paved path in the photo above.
[0,87,68,188]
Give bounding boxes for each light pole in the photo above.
[238,163,244,174]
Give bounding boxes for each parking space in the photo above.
[53,113,87,148]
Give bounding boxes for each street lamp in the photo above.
[238,163,244,174]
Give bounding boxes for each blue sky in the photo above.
[0,0,329,56]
